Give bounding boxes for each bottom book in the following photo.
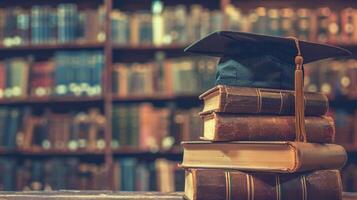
[185,169,342,200]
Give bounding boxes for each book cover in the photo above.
[185,168,342,200]
[199,85,329,116]
[202,112,335,143]
[181,141,347,173]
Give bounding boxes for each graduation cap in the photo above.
[184,31,351,90]
[185,31,351,142]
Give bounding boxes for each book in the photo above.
[184,169,342,200]
[199,85,329,115]
[2,57,31,98]
[202,112,335,143]
[181,141,347,173]
[0,62,6,98]
[0,107,25,149]
[29,61,55,97]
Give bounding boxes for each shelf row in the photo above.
[0,147,182,157]
[0,43,356,52]
[0,143,357,157]
[0,43,190,51]
[0,95,357,106]
[0,94,199,105]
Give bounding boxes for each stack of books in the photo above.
[181,85,347,200]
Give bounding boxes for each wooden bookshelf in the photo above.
[0,95,356,106]
[0,43,104,51]
[112,94,200,103]
[0,147,182,157]
[0,0,357,191]
[113,147,182,157]
[112,44,187,51]
[18,148,105,156]
[0,96,104,105]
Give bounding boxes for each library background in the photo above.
[0,0,357,193]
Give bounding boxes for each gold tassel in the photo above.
[288,37,307,142]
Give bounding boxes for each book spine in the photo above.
[0,62,5,98]
[186,169,342,200]
[111,107,120,149]
[208,114,335,143]
[205,86,328,116]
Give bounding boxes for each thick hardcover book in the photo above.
[199,85,328,115]
[202,112,335,142]
[185,169,342,200]
[181,141,346,173]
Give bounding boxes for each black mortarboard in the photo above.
[184,31,351,90]
[185,31,351,142]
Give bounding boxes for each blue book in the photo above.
[0,108,8,147]
[94,51,104,96]
[31,160,44,187]
[120,158,137,191]
[57,4,66,43]
[0,158,16,190]
[54,52,67,96]
[6,108,21,149]
[50,159,67,189]
[49,11,57,43]
[67,4,78,42]
[31,6,41,44]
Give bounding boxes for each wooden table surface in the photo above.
[0,191,355,200]
[0,191,184,200]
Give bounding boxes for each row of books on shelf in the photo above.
[1,103,357,153]
[3,3,357,47]
[0,52,217,99]
[0,104,201,151]
[0,157,182,191]
[0,4,104,46]
[112,55,216,96]
[113,158,183,192]
[0,51,104,98]
[112,104,201,151]
[223,5,357,43]
[0,107,106,151]
[305,59,357,99]
[111,3,222,46]
[112,3,357,46]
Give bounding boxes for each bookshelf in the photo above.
[1,0,357,192]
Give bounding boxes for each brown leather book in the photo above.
[202,112,335,143]
[181,141,347,173]
[185,169,342,200]
[199,85,328,116]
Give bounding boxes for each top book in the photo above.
[199,85,329,116]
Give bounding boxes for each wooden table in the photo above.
[0,191,184,200]
[0,191,355,200]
